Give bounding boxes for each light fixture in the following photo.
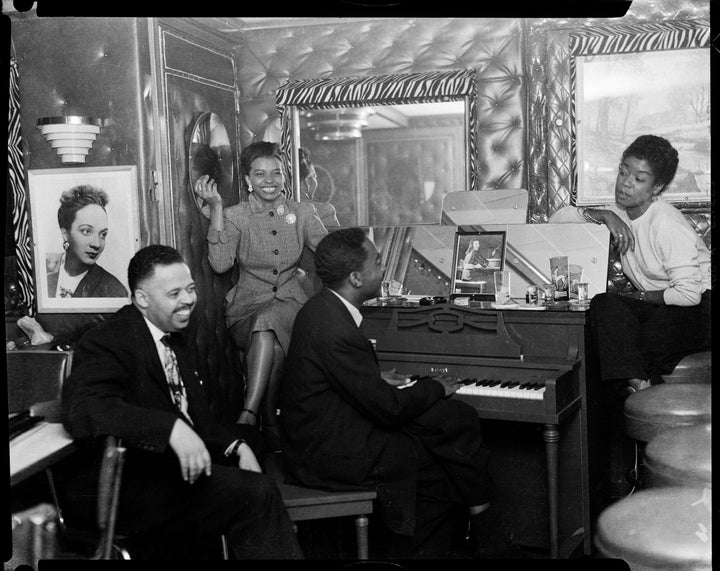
[302,108,374,141]
[37,116,104,164]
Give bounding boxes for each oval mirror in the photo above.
[188,111,235,219]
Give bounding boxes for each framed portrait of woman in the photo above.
[27,165,140,313]
[450,229,506,295]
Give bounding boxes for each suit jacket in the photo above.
[47,262,128,298]
[60,304,256,532]
[280,288,450,536]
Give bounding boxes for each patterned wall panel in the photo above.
[157,24,243,423]
[235,18,526,193]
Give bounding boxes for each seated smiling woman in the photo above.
[551,134,711,393]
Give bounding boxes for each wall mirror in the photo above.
[187,111,235,219]
[361,222,610,302]
[276,69,479,227]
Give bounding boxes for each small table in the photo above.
[10,422,76,486]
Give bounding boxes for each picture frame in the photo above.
[451,229,506,295]
[27,166,140,313]
[569,20,710,207]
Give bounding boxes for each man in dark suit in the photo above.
[280,228,504,559]
[59,244,303,559]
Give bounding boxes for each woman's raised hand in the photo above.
[193,175,223,208]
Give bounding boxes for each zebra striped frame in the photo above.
[275,68,479,202]
[568,18,710,206]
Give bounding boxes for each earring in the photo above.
[247,183,254,193]
[62,241,69,251]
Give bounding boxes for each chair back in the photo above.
[6,350,72,420]
[94,435,126,560]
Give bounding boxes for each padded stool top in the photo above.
[595,487,712,570]
[645,423,711,488]
[662,351,712,384]
[624,384,711,442]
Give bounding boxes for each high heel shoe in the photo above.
[237,408,257,425]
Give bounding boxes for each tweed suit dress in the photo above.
[207,192,328,353]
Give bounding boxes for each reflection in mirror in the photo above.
[364,223,610,301]
[300,101,465,227]
[276,69,479,228]
[188,111,235,219]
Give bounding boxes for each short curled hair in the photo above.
[622,135,679,191]
[57,185,109,231]
[128,244,185,295]
[315,228,368,289]
[239,141,283,178]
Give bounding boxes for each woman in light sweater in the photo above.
[552,135,711,392]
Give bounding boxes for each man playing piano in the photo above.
[280,228,520,559]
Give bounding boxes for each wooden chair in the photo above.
[264,452,377,559]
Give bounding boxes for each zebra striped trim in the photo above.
[570,19,709,56]
[568,19,709,204]
[8,56,36,315]
[276,69,478,193]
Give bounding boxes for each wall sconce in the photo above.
[302,108,374,141]
[36,116,104,164]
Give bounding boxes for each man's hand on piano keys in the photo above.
[431,374,465,397]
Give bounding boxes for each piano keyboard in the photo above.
[456,378,546,400]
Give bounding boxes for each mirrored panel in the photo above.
[299,101,465,227]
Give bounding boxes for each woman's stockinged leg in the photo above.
[261,340,285,423]
[237,331,277,425]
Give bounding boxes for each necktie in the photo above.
[160,335,193,425]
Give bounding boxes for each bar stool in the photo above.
[594,487,712,570]
[661,351,711,384]
[645,423,711,489]
[624,384,711,444]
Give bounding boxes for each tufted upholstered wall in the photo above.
[233,18,527,196]
[10,16,157,340]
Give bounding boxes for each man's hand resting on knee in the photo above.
[169,419,212,484]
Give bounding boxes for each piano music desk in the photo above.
[362,302,599,558]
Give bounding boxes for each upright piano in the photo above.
[361,301,600,558]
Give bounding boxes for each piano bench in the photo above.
[661,351,712,384]
[594,487,711,570]
[623,384,711,444]
[264,452,376,560]
[644,423,711,490]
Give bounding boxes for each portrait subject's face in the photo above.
[63,204,109,268]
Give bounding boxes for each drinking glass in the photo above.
[494,271,511,304]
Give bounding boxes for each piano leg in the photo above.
[543,423,560,559]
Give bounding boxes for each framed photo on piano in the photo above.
[451,229,506,295]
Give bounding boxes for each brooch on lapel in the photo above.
[285,213,296,225]
[276,205,285,216]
